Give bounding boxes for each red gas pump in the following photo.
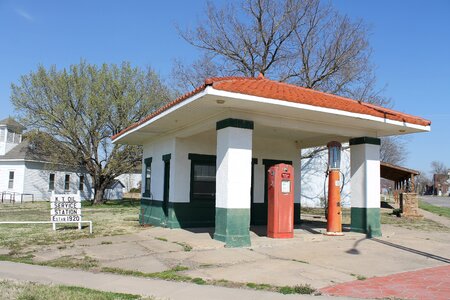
[325,141,344,236]
[267,164,294,238]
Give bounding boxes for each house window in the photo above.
[64,174,70,191]
[189,154,216,201]
[79,175,84,191]
[6,130,14,143]
[49,174,55,191]
[144,158,152,197]
[8,171,14,189]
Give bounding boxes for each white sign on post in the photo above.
[50,191,82,230]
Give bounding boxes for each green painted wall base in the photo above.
[140,199,215,229]
[351,207,382,237]
[214,207,251,247]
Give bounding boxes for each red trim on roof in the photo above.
[112,76,431,141]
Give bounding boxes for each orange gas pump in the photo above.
[267,164,294,238]
[325,141,344,236]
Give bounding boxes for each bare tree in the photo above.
[431,161,448,175]
[176,0,404,162]
[380,136,407,165]
[171,53,220,94]
[177,0,375,98]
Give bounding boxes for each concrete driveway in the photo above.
[27,212,450,292]
[420,195,450,207]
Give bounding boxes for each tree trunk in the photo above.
[93,186,106,205]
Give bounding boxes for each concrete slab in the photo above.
[167,247,267,266]
[137,238,185,253]
[100,256,168,273]
[82,243,149,261]
[143,227,224,250]
[73,233,147,247]
[184,258,355,288]
[251,233,448,278]
[32,247,85,262]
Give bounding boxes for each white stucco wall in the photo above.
[301,145,351,208]
[0,162,26,195]
[142,137,175,201]
[350,143,380,208]
[143,130,303,206]
[216,127,253,209]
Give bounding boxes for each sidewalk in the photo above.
[0,261,344,300]
[418,208,450,228]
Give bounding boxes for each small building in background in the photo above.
[0,118,93,202]
[104,179,125,200]
[433,173,450,196]
[0,118,138,202]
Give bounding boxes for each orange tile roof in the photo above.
[112,76,431,141]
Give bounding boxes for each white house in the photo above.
[112,75,430,247]
[0,118,93,202]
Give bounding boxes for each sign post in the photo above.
[50,191,82,231]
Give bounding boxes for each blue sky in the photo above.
[0,0,449,175]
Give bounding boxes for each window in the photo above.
[6,130,14,143]
[79,175,84,191]
[0,129,5,142]
[13,133,20,144]
[144,158,152,196]
[189,154,216,201]
[64,174,70,191]
[49,174,55,191]
[8,171,14,189]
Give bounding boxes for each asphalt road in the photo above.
[419,195,450,208]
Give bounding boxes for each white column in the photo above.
[350,137,381,237]
[214,119,253,247]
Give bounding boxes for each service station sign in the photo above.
[50,193,82,223]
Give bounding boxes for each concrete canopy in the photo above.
[112,76,430,147]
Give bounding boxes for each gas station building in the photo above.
[112,76,430,247]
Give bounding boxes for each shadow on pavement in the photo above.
[346,236,450,263]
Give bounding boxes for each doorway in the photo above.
[162,154,171,218]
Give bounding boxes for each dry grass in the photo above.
[380,209,449,232]
[0,279,153,300]
[0,200,143,253]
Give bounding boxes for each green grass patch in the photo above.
[191,277,207,285]
[101,265,192,282]
[278,284,315,295]
[173,241,193,251]
[246,282,272,290]
[419,200,450,219]
[351,273,367,280]
[43,256,98,270]
[292,259,309,264]
[0,279,152,300]
[100,266,316,295]
[0,254,34,264]
[154,237,168,242]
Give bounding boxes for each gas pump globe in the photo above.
[327,141,342,170]
[325,141,344,236]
